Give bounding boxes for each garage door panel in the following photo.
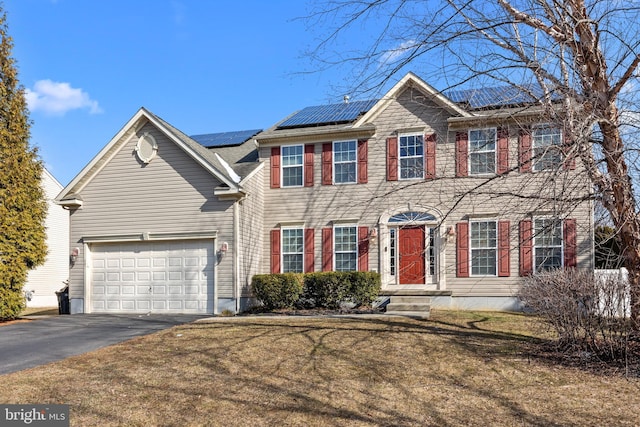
[121,272,135,281]
[90,240,213,314]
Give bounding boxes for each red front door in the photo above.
[399,226,426,284]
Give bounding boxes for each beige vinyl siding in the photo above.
[238,167,264,296]
[259,86,593,297]
[68,122,236,300]
[25,170,69,306]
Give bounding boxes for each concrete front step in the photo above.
[385,310,431,319]
[391,296,432,304]
[385,295,432,319]
[386,302,431,312]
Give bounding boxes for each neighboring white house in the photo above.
[24,168,69,307]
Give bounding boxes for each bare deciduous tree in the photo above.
[305,0,640,325]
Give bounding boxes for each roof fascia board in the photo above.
[353,72,471,127]
[257,124,376,145]
[447,106,551,129]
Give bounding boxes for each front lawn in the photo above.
[1,311,638,426]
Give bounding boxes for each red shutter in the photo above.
[563,130,576,171]
[519,220,533,276]
[322,227,333,271]
[455,132,468,177]
[322,143,332,185]
[270,229,281,274]
[425,133,436,179]
[304,144,314,187]
[270,147,281,188]
[564,218,577,268]
[456,222,469,277]
[304,228,315,273]
[497,127,509,175]
[386,137,398,181]
[358,226,369,271]
[357,139,368,184]
[519,127,532,173]
[498,220,510,277]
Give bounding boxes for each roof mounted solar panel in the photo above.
[278,99,378,129]
[190,129,262,148]
[446,85,552,109]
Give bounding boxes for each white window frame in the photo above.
[281,227,304,273]
[470,220,498,276]
[398,133,425,180]
[533,218,564,271]
[532,125,563,172]
[334,224,358,272]
[468,128,497,175]
[333,140,357,184]
[281,144,304,187]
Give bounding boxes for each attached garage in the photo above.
[88,239,215,314]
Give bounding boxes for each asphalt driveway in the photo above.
[0,313,206,375]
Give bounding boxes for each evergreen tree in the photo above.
[0,7,47,320]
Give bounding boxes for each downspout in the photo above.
[213,237,218,315]
[234,199,241,313]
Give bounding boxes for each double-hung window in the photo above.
[469,128,496,175]
[281,228,304,273]
[534,218,562,270]
[334,225,357,271]
[470,220,497,275]
[333,140,357,184]
[399,133,424,179]
[532,125,562,171]
[281,145,303,187]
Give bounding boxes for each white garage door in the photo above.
[90,240,214,313]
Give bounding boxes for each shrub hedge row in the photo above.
[251,271,381,310]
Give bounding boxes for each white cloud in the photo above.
[25,80,103,116]
[379,40,416,65]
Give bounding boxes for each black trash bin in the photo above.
[55,286,70,315]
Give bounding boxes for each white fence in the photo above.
[594,268,630,318]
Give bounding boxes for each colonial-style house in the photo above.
[55,72,593,315]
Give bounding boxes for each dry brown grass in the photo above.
[1,310,639,426]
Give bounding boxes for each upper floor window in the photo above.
[534,218,562,270]
[532,125,562,171]
[282,145,303,187]
[334,225,357,271]
[470,220,497,276]
[282,228,304,273]
[399,133,424,179]
[469,128,496,175]
[333,140,357,184]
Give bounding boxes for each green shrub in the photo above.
[346,271,381,307]
[251,271,381,311]
[0,281,26,320]
[251,273,303,310]
[302,272,350,309]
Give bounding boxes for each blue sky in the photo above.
[5,0,387,186]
